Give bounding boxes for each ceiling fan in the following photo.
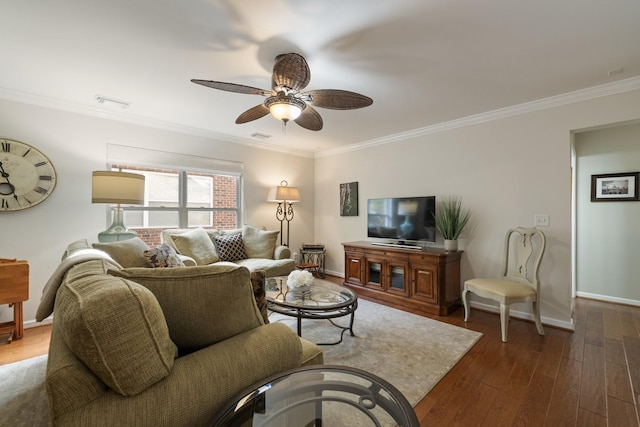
[191,53,373,131]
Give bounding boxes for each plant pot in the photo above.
[444,239,458,252]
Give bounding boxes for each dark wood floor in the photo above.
[413,297,640,427]
[2,281,639,426]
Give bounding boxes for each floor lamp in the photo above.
[92,171,145,243]
[267,180,300,247]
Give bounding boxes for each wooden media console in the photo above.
[342,241,462,316]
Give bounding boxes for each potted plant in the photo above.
[434,196,471,251]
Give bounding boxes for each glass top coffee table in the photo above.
[266,276,358,345]
[210,365,420,426]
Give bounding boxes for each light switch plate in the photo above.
[534,214,549,227]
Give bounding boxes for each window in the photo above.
[110,164,241,246]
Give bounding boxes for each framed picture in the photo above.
[340,182,358,216]
[591,172,640,202]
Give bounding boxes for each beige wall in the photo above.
[0,99,314,325]
[3,88,640,330]
[575,122,640,303]
[315,88,640,330]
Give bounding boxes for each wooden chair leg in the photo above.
[533,301,545,336]
[462,287,471,322]
[500,303,510,342]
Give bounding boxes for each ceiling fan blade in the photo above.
[272,53,311,91]
[236,104,270,124]
[294,106,323,131]
[304,89,373,110]
[191,79,269,96]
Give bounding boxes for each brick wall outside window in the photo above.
[113,164,240,248]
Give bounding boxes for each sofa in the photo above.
[36,240,323,426]
[161,225,296,277]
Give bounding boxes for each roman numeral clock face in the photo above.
[0,138,57,212]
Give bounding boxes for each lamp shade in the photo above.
[267,180,300,203]
[398,201,418,216]
[92,171,145,205]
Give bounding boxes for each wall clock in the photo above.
[0,138,57,212]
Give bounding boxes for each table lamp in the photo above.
[92,171,145,243]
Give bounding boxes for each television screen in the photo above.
[367,196,436,243]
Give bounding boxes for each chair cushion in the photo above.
[56,273,177,396]
[235,258,296,277]
[92,237,150,268]
[171,228,219,265]
[465,278,536,299]
[213,234,248,262]
[242,225,279,259]
[108,264,264,354]
[144,243,185,268]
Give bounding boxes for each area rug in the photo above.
[270,299,482,407]
[0,300,481,426]
[0,354,50,427]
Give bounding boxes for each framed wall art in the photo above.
[591,172,640,202]
[340,182,358,216]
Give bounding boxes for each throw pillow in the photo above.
[250,270,269,324]
[242,225,279,259]
[171,228,219,265]
[213,234,248,262]
[92,237,150,268]
[108,265,264,353]
[62,238,91,260]
[144,243,185,268]
[56,274,177,396]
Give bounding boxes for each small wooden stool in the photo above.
[296,263,321,278]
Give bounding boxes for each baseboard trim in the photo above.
[576,291,640,307]
[325,270,575,331]
[468,301,575,331]
[24,317,53,330]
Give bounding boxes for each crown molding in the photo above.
[0,87,314,159]
[3,76,640,161]
[316,76,640,158]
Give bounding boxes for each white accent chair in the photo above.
[462,227,546,342]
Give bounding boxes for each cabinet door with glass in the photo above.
[365,256,386,291]
[365,257,409,296]
[386,259,410,297]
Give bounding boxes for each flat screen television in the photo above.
[367,196,436,243]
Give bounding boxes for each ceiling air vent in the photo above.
[251,133,272,140]
[95,95,130,109]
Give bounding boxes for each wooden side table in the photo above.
[0,259,29,343]
[296,262,321,278]
[299,247,326,278]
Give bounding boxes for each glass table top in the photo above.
[210,365,419,426]
[266,276,357,310]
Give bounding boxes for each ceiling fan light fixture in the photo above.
[191,53,371,131]
[265,96,305,122]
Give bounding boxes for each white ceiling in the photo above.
[2,0,640,157]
